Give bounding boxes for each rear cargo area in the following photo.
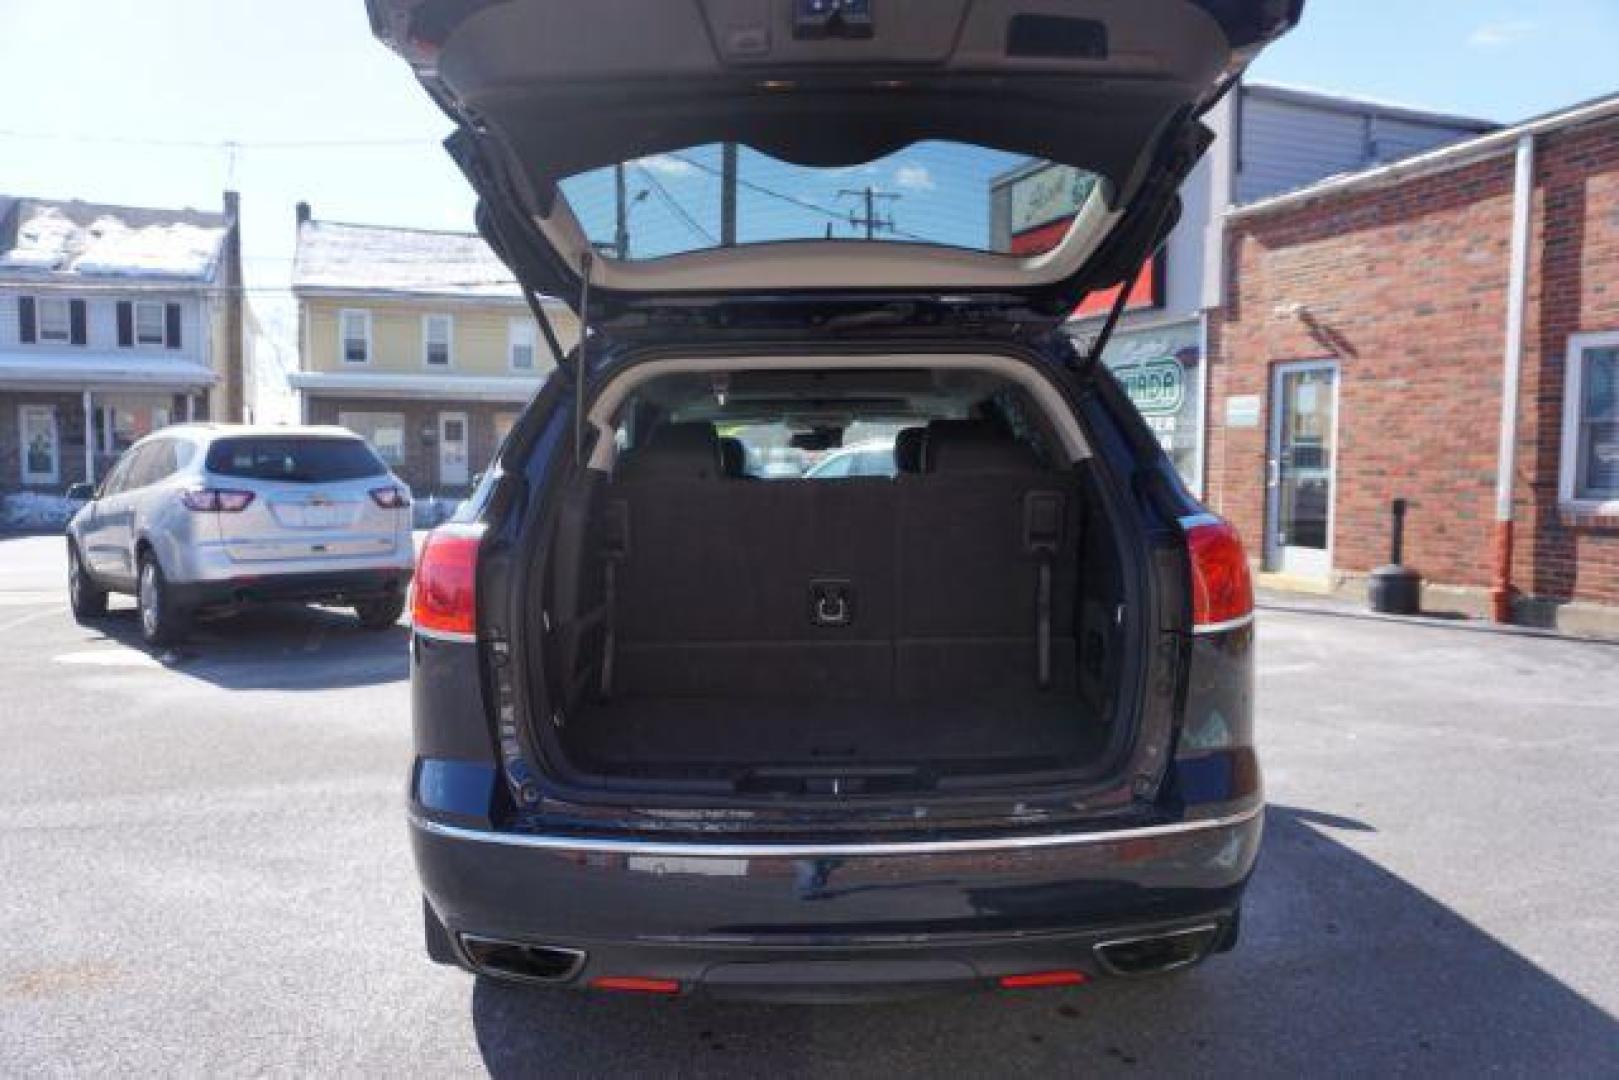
[535,371,1130,791]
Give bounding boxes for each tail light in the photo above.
[1183,514,1254,630]
[589,976,682,995]
[369,485,412,509]
[181,488,255,512]
[412,524,483,640]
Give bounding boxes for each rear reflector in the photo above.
[412,524,483,639]
[1184,515,1254,630]
[590,976,681,995]
[181,488,254,512]
[999,970,1089,989]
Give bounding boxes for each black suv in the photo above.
[375,0,1293,1001]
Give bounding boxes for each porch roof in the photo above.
[287,370,543,403]
[0,352,216,391]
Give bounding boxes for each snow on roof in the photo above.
[293,219,526,301]
[0,199,229,281]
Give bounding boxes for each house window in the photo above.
[423,314,453,367]
[37,298,72,343]
[509,318,538,371]
[1561,333,1619,510]
[340,309,372,364]
[338,411,407,467]
[134,301,166,345]
[116,300,180,348]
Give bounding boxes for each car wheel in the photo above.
[137,552,188,647]
[354,593,407,631]
[66,541,108,621]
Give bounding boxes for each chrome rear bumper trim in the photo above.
[408,805,1261,860]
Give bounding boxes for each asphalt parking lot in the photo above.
[0,532,1615,1077]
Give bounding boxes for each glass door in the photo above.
[1265,362,1338,577]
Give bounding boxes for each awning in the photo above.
[288,370,545,403]
[0,352,216,391]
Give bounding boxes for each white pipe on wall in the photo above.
[1491,133,1536,623]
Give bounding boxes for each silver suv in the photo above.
[65,424,416,646]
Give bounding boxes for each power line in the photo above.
[634,164,716,247]
[0,128,442,150]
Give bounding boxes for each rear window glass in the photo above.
[702,421,908,481]
[204,437,386,483]
[557,141,1101,261]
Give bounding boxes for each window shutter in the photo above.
[164,303,182,349]
[69,300,88,345]
[116,301,133,347]
[19,296,36,343]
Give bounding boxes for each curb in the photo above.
[1256,595,1619,646]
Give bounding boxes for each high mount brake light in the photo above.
[1183,515,1254,631]
[412,524,483,640]
[369,485,412,509]
[181,488,255,512]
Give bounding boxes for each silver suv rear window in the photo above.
[204,437,386,483]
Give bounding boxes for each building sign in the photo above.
[1103,320,1202,486]
[1115,358,1185,415]
[997,160,1165,320]
[1225,394,1262,428]
[1010,163,1100,234]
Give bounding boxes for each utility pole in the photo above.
[838,186,900,239]
[614,163,630,259]
[720,142,738,247]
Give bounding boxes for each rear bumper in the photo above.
[170,567,411,610]
[409,801,1262,999]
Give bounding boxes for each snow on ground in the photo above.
[1,492,83,532]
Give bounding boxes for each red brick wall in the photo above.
[1210,117,1619,609]
[1518,123,1619,605]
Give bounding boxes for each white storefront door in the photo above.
[1264,361,1339,578]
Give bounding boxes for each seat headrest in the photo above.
[924,418,1040,473]
[718,437,747,479]
[617,422,722,481]
[893,427,927,474]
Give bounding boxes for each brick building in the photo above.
[1207,95,1619,635]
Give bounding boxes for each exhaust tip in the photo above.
[1093,924,1221,978]
[456,934,586,984]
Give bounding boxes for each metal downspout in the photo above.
[1492,134,1536,623]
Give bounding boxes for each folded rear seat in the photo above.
[602,417,1077,705]
[894,419,1079,699]
[607,422,895,701]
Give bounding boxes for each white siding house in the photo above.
[0,194,244,503]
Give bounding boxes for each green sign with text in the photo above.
[1116,359,1186,415]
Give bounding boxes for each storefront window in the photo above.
[1099,320,1204,491]
[338,411,407,467]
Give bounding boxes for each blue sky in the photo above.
[2,0,1617,286]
